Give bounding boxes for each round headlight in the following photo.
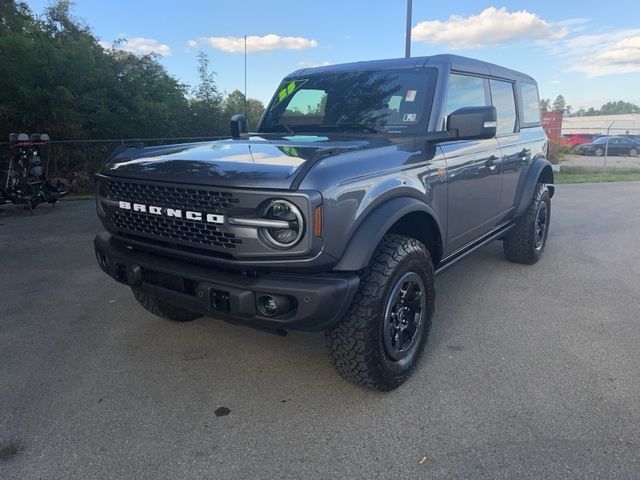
[260,199,304,248]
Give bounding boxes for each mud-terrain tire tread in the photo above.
[325,234,435,391]
[132,288,202,322]
[503,182,550,265]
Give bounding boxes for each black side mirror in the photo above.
[447,106,497,140]
[230,114,248,139]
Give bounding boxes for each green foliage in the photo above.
[0,0,268,193]
[582,101,640,116]
[223,90,265,131]
[555,167,640,184]
[0,0,266,178]
[552,95,566,113]
[540,98,550,112]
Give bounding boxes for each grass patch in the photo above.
[61,194,95,201]
[555,167,640,184]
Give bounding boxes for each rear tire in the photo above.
[132,288,202,322]
[503,183,551,265]
[630,148,637,157]
[325,234,435,391]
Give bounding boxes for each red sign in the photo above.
[541,111,563,141]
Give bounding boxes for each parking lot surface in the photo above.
[1,182,640,479]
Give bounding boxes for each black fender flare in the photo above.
[333,196,443,272]
[514,158,555,218]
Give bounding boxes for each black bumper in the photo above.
[94,233,359,332]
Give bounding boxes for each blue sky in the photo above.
[27,1,640,108]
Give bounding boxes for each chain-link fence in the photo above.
[2,126,639,195]
[544,126,640,173]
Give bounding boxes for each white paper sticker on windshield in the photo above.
[403,113,417,122]
[405,90,417,102]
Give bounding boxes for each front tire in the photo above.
[325,235,435,391]
[503,182,551,265]
[132,288,202,322]
[630,148,637,157]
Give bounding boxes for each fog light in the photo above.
[257,294,292,317]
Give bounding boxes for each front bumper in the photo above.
[94,233,359,332]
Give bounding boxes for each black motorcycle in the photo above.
[1,133,68,211]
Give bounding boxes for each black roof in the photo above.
[288,54,536,83]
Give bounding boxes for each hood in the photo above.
[100,134,386,189]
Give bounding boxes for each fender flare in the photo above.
[514,158,555,218]
[333,197,443,272]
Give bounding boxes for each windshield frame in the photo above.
[258,66,438,136]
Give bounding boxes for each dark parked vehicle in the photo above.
[94,55,554,390]
[579,136,640,157]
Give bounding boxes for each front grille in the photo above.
[104,181,239,210]
[112,210,242,249]
[103,180,242,250]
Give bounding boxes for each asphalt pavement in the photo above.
[1,182,639,479]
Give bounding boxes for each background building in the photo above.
[562,114,640,135]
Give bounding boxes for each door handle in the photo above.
[485,155,497,169]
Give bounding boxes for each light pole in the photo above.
[244,35,248,119]
[405,0,412,58]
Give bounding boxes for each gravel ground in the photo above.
[560,153,640,169]
[1,182,639,479]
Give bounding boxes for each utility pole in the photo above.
[405,0,412,58]
[244,35,248,119]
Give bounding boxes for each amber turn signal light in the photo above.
[314,205,323,237]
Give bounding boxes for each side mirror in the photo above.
[447,106,497,140]
[230,114,248,139]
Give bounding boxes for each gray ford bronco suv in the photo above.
[95,54,554,390]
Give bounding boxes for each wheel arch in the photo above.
[333,197,444,272]
[515,158,555,218]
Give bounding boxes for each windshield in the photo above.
[259,67,437,135]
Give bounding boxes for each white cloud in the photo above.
[412,7,566,49]
[101,37,172,56]
[192,34,317,53]
[187,39,198,49]
[297,60,332,68]
[548,29,640,77]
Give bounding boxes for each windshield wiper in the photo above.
[280,124,295,134]
[335,123,381,134]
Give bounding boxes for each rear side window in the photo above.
[520,83,541,125]
[489,79,517,135]
[444,74,487,125]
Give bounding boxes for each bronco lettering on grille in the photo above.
[117,201,225,225]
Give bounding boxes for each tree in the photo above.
[583,101,640,116]
[552,95,566,112]
[598,100,640,115]
[223,90,265,131]
[540,98,551,112]
[189,52,224,136]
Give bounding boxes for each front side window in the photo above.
[260,68,438,134]
[444,74,487,123]
[490,79,517,135]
